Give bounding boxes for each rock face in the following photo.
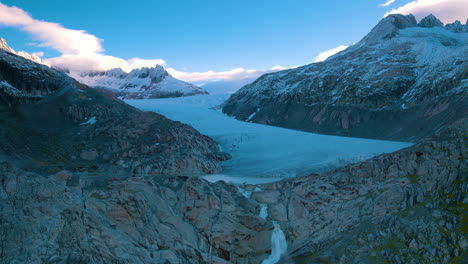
[418,14,444,28]
[1,15,466,264]
[69,65,208,99]
[223,14,468,141]
[445,20,468,33]
[257,118,468,263]
[1,117,465,264]
[0,45,229,176]
[0,165,273,264]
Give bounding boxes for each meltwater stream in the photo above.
[239,187,288,264]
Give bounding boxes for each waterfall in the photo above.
[258,203,287,264]
[259,204,268,220]
[237,186,287,264]
[261,221,288,264]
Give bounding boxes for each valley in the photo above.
[127,94,411,184]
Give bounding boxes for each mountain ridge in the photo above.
[223,14,468,141]
[68,65,208,99]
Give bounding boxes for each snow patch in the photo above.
[246,109,259,121]
[80,117,97,125]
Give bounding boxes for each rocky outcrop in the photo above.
[223,14,468,141]
[446,20,468,33]
[418,14,444,28]
[0,164,272,264]
[69,65,208,99]
[0,38,14,53]
[250,118,468,263]
[1,118,465,264]
[361,14,417,44]
[0,46,228,176]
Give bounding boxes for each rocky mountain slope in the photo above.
[1,110,465,264]
[0,14,466,264]
[69,66,208,99]
[255,117,467,263]
[0,45,229,176]
[0,38,49,66]
[223,14,468,141]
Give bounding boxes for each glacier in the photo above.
[126,94,412,183]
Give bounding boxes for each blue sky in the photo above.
[0,0,466,83]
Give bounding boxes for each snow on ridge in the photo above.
[229,20,466,107]
[0,38,49,67]
[69,65,207,98]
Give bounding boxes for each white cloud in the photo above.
[126,58,167,71]
[0,3,290,84]
[167,66,290,84]
[0,3,102,54]
[0,3,166,72]
[384,0,468,23]
[313,45,348,63]
[31,51,44,57]
[380,0,396,7]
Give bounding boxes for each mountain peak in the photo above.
[0,37,49,66]
[418,14,444,28]
[69,64,207,99]
[445,20,468,33]
[0,38,15,53]
[361,14,417,44]
[106,68,127,78]
[128,65,168,79]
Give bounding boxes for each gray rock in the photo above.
[418,14,444,28]
[80,150,98,160]
[445,20,467,32]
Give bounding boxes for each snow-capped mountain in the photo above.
[0,38,49,66]
[69,66,208,99]
[223,14,468,141]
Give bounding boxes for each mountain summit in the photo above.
[70,65,208,99]
[0,38,49,66]
[223,14,468,141]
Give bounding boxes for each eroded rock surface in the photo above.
[255,118,468,263]
[0,165,272,264]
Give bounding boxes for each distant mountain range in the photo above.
[0,38,208,99]
[223,14,468,141]
[68,66,208,99]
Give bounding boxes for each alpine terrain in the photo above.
[0,11,466,264]
[223,14,468,141]
[69,66,208,99]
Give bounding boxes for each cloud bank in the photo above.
[168,66,289,85]
[0,3,167,72]
[384,0,468,23]
[313,45,348,63]
[0,3,291,84]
